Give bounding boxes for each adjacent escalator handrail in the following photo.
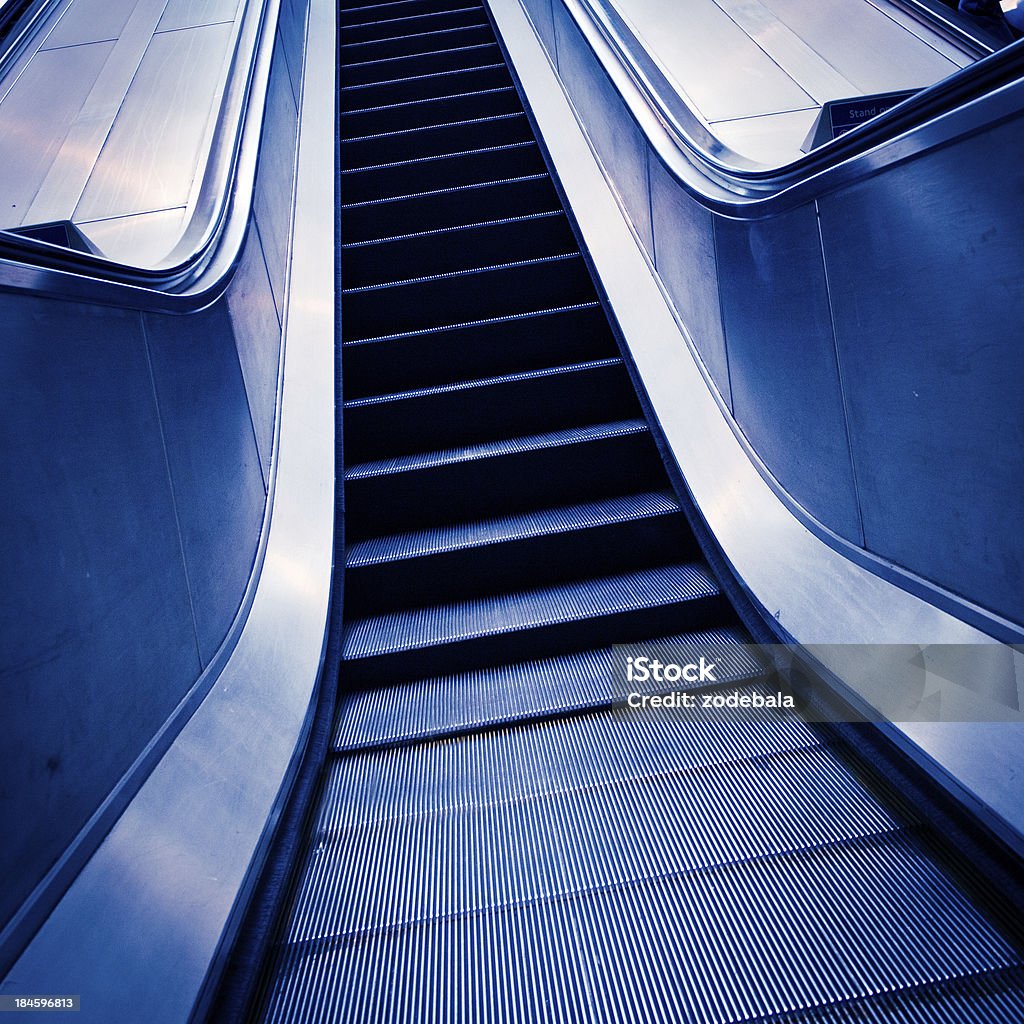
[578,0,1023,207]
[0,0,277,310]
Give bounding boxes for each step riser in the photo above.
[341,141,545,203]
[346,512,696,617]
[342,304,618,397]
[341,175,558,241]
[342,62,512,108]
[343,113,532,168]
[344,363,639,462]
[342,0,474,29]
[341,86,521,135]
[343,256,592,337]
[341,23,493,63]
[342,212,574,287]
[341,596,729,688]
[342,43,501,88]
[341,8,488,45]
[344,431,666,537]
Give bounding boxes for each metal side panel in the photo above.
[0,0,336,1018]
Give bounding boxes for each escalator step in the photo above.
[342,420,666,536]
[341,209,573,287]
[342,61,512,107]
[343,111,532,166]
[344,489,696,615]
[341,253,592,336]
[341,139,546,202]
[341,7,489,45]
[341,302,616,397]
[262,837,1022,1024]
[341,85,521,135]
[333,626,771,749]
[341,23,494,63]
[342,0,474,28]
[341,562,726,683]
[343,358,638,461]
[340,172,559,240]
[342,42,503,88]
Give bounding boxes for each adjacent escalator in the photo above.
[251,0,1024,1019]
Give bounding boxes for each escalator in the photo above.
[250,0,1024,1019]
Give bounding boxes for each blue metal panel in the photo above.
[819,117,1024,625]
[716,203,862,542]
[648,152,731,407]
[522,0,555,54]
[144,301,266,667]
[254,49,300,322]
[0,293,200,929]
[551,0,653,252]
[227,223,282,486]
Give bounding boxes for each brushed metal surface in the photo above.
[0,41,113,226]
[158,0,243,31]
[0,293,201,933]
[40,0,133,48]
[819,115,1024,626]
[77,206,187,264]
[616,0,813,121]
[253,43,299,318]
[23,0,173,226]
[552,0,652,250]
[715,201,862,543]
[227,220,284,485]
[648,151,730,404]
[74,21,235,221]
[145,300,267,666]
[755,0,963,90]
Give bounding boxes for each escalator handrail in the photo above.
[575,0,1023,208]
[0,0,277,310]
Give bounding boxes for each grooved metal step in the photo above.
[341,561,724,679]
[341,209,572,286]
[341,85,521,135]
[341,302,616,397]
[343,358,641,462]
[340,173,559,240]
[333,626,768,749]
[342,252,592,336]
[341,8,486,45]
[343,111,532,166]
[341,138,546,202]
[341,22,493,63]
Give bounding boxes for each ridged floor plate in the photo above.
[346,489,678,568]
[334,626,761,749]
[342,562,720,661]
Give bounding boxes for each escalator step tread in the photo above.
[264,833,1021,1024]
[344,418,648,480]
[344,299,600,345]
[333,626,767,748]
[341,562,721,661]
[345,488,676,568]
[290,742,904,939]
[343,357,620,410]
